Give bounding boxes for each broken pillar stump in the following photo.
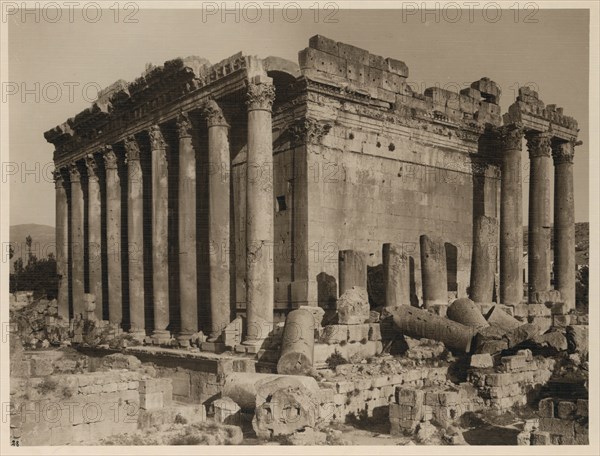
[277,308,315,375]
[446,298,489,329]
[469,215,498,303]
[337,286,370,324]
[339,250,367,296]
[419,235,448,310]
[383,243,410,307]
[388,305,475,353]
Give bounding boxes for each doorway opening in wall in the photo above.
[276,195,287,212]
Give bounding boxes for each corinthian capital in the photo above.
[500,124,524,151]
[246,81,275,112]
[53,168,65,188]
[176,112,192,138]
[552,140,575,165]
[103,145,118,169]
[85,154,99,179]
[124,135,141,161]
[149,124,167,150]
[202,99,229,128]
[526,132,552,159]
[68,162,81,182]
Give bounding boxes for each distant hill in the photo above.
[523,222,589,266]
[9,224,55,270]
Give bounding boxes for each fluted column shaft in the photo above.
[470,215,498,303]
[85,154,103,320]
[125,136,145,336]
[103,147,122,325]
[204,101,231,341]
[499,125,524,305]
[177,112,198,344]
[527,132,552,300]
[149,125,170,343]
[54,169,69,320]
[244,78,275,345]
[552,140,576,310]
[68,163,85,317]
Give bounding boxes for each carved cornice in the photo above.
[526,132,552,159]
[68,162,81,183]
[176,112,192,138]
[202,99,229,127]
[246,81,275,112]
[103,146,118,169]
[149,124,167,150]
[124,135,141,161]
[85,154,99,179]
[552,139,575,165]
[289,118,332,145]
[499,124,524,151]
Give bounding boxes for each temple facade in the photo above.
[45,35,579,347]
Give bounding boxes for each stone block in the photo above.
[337,42,370,65]
[213,397,241,425]
[538,398,554,418]
[470,353,493,368]
[140,392,163,410]
[336,381,355,394]
[309,34,338,55]
[501,354,529,371]
[346,60,366,83]
[566,325,588,355]
[368,323,382,341]
[298,47,346,76]
[539,417,574,437]
[485,373,512,387]
[385,58,409,77]
[337,287,370,324]
[395,387,424,406]
[551,302,569,315]
[527,304,551,317]
[576,399,588,417]
[530,430,551,445]
[369,53,387,70]
[320,325,348,344]
[557,401,576,419]
[347,323,369,343]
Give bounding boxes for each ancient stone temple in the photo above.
[45,35,579,348]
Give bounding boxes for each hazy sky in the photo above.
[7,7,590,226]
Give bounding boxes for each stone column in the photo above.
[103,147,123,326]
[244,77,276,346]
[526,131,552,300]
[124,135,145,338]
[499,125,524,306]
[552,139,576,310]
[148,125,170,343]
[176,112,198,345]
[339,250,368,296]
[470,215,498,303]
[420,234,448,310]
[85,154,103,320]
[68,162,85,318]
[203,100,231,342]
[383,243,410,307]
[54,168,69,320]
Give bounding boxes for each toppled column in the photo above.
[148,125,170,344]
[499,125,524,306]
[124,135,145,338]
[54,169,69,320]
[552,140,577,311]
[103,147,123,326]
[383,243,410,307]
[203,100,232,342]
[85,154,103,320]
[339,249,367,296]
[485,305,521,331]
[176,112,198,345]
[526,131,553,300]
[446,298,488,329]
[419,235,448,310]
[389,305,475,353]
[68,162,84,317]
[469,215,498,303]
[244,77,276,346]
[277,308,315,375]
[222,372,319,410]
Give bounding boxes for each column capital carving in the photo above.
[289,118,332,145]
[499,124,524,151]
[246,81,275,112]
[202,99,229,128]
[53,168,65,188]
[552,139,575,165]
[103,145,118,169]
[124,135,141,162]
[85,154,99,179]
[149,124,167,149]
[526,131,552,159]
[68,162,81,182]
[176,112,192,138]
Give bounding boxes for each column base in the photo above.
[152,330,171,345]
[177,332,194,347]
[128,329,146,343]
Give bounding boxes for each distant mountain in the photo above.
[9,224,55,270]
[523,222,589,266]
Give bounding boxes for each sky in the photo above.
[6,6,590,226]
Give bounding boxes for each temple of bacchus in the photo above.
[44,35,579,349]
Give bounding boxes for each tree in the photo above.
[10,235,57,298]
